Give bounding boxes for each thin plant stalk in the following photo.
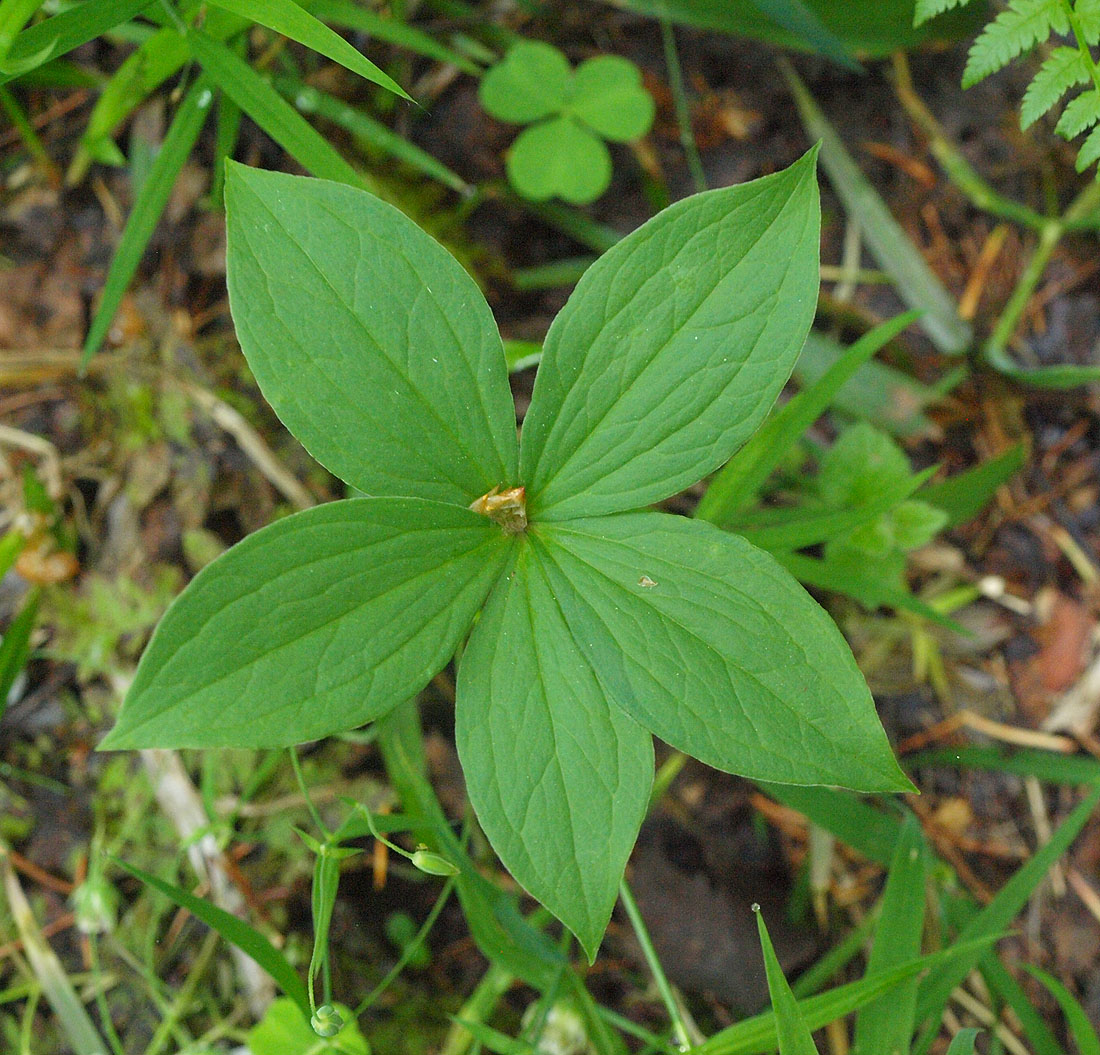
[660,14,706,194]
[619,879,691,1052]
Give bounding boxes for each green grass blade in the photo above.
[0,0,153,82]
[0,587,38,722]
[779,58,971,355]
[913,786,1100,1048]
[1025,966,1100,1055]
[273,74,471,193]
[755,907,820,1054]
[760,784,902,867]
[697,311,920,524]
[984,345,1100,388]
[918,443,1025,527]
[207,0,411,100]
[0,530,24,579]
[906,745,1100,786]
[696,938,998,1055]
[309,0,481,73]
[187,30,365,188]
[81,75,213,367]
[0,0,44,64]
[747,0,860,70]
[852,814,927,1055]
[1,847,108,1055]
[111,856,311,1016]
[980,957,1064,1055]
[945,1029,981,1054]
[737,465,937,553]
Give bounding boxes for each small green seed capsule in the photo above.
[410,846,459,876]
[71,875,119,935]
[311,1004,344,1037]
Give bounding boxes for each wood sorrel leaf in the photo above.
[519,147,820,521]
[535,514,912,792]
[102,499,511,749]
[455,541,654,962]
[224,162,518,506]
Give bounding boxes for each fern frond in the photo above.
[1076,123,1100,170]
[913,0,976,28]
[1055,87,1100,137]
[962,0,1070,88]
[1078,0,1100,46]
[1021,47,1090,128]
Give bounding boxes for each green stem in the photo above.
[618,879,691,1052]
[984,218,1061,360]
[289,746,330,839]
[659,15,706,194]
[142,929,219,1055]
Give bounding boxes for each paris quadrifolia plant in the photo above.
[917,0,1100,176]
[101,148,913,958]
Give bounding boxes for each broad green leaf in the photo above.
[568,55,655,141]
[746,0,859,71]
[696,311,921,525]
[455,541,654,961]
[102,499,510,749]
[190,32,366,188]
[112,859,310,1015]
[818,423,911,505]
[913,785,1100,1049]
[852,815,927,1055]
[207,0,410,101]
[520,149,821,521]
[756,908,820,1054]
[537,513,911,791]
[225,164,518,505]
[507,118,611,204]
[480,41,572,123]
[249,998,368,1055]
[1025,967,1100,1055]
[82,75,214,366]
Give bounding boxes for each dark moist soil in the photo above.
[3,5,1100,1049]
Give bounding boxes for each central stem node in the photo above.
[470,485,528,535]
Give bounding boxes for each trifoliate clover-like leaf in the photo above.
[480,41,654,205]
[507,117,612,204]
[105,156,913,957]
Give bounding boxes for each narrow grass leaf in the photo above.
[81,75,213,366]
[747,0,859,70]
[945,1030,981,1055]
[914,786,1100,1042]
[918,444,1025,527]
[111,857,310,1016]
[0,0,153,82]
[695,938,998,1055]
[189,31,365,187]
[0,0,45,64]
[102,499,511,749]
[780,60,971,355]
[208,0,410,100]
[984,344,1100,388]
[274,74,471,193]
[1025,966,1100,1055]
[455,542,654,962]
[852,815,928,1055]
[980,957,1063,1055]
[1,849,108,1055]
[309,0,480,73]
[0,587,38,722]
[760,785,902,867]
[737,466,936,553]
[520,148,821,521]
[697,311,920,524]
[538,514,911,791]
[907,745,1100,786]
[0,530,24,579]
[451,1019,535,1055]
[756,908,820,1054]
[225,164,519,505]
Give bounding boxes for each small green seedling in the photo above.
[817,423,947,607]
[479,40,655,204]
[103,151,912,958]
